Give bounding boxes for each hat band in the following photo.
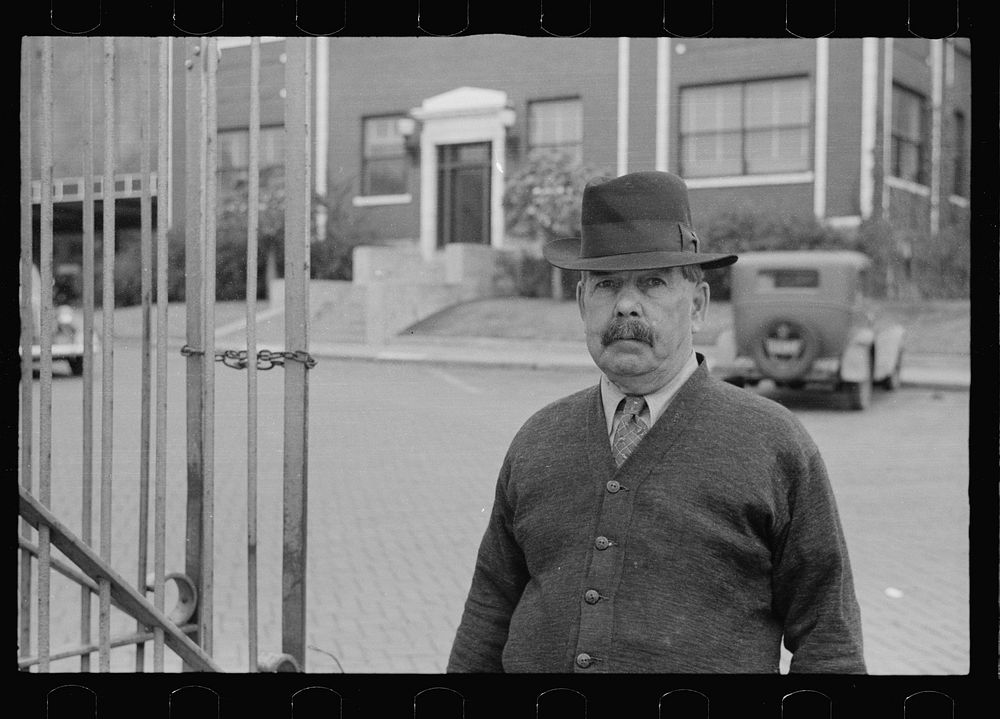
[580,220,699,258]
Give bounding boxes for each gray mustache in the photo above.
[602,318,654,346]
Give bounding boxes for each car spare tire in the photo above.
[750,318,821,382]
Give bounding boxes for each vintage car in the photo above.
[716,250,905,410]
[20,263,92,376]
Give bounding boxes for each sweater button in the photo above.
[606,480,621,493]
[594,536,611,550]
[584,589,600,604]
[575,652,593,668]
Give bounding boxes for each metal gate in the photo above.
[18,36,315,672]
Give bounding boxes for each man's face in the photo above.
[577,267,709,394]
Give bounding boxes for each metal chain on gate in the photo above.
[180,345,317,370]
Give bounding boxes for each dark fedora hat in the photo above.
[543,171,737,271]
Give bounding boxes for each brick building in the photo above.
[27,36,971,296]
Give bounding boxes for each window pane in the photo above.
[218,132,248,170]
[680,85,741,132]
[362,115,407,195]
[528,98,582,149]
[259,127,285,167]
[218,128,285,170]
[756,269,820,289]
[456,143,490,164]
[745,79,809,129]
[365,157,407,196]
[952,111,966,196]
[681,131,741,177]
[681,77,811,177]
[892,139,921,183]
[218,168,249,195]
[364,116,405,158]
[892,87,923,141]
[745,128,810,173]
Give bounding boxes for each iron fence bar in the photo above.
[19,538,154,623]
[183,36,206,670]
[281,36,312,670]
[135,36,154,672]
[199,36,218,659]
[80,35,97,673]
[18,35,35,669]
[98,35,117,672]
[38,34,55,673]
[19,536,199,651]
[19,624,199,670]
[153,34,171,672]
[246,36,261,673]
[19,486,222,671]
[20,536,110,596]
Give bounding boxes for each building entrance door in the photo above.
[436,142,491,247]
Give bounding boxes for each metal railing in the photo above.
[18,36,314,673]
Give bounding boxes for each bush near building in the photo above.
[107,176,372,307]
[502,148,609,299]
[852,218,969,300]
[903,221,969,300]
[700,211,970,301]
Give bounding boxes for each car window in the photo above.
[754,268,820,291]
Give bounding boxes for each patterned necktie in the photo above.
[612,395,648,467]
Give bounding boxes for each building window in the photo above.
[679,77,811,178]
[951,110,966,197]
[362,115,408,196]
[528,97,583,160]
[217,126,285,194]
[890,84,927,185]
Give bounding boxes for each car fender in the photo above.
[839,327,874,382]
[873,323,905,381]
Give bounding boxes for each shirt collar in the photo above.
[600,351,700,436]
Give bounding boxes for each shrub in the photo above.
[496,251,581,299]
[911,221,970,299]
[84,228,185,308]
[103,174,372,307]
[503,148,607,299]
[700,210,970,300]
[853,218,895,297]
[853,218,969,299]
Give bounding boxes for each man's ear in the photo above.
[690,281,710,333]
[576,279,586,320]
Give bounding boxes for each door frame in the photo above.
[436,142,492,248]
[411,87,515,260]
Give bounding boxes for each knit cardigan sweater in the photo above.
[447,360,866,673]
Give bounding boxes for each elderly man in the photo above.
[446,171,865,673]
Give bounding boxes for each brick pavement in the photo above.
[23,347,969,675]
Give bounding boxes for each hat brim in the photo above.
[543,237,738,272]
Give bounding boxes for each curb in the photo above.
[112,334,971,391]
[303,340,971,391]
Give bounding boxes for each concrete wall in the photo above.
[264,243,514,344]
[363,282,484,345]
[352,245,444,285]
[267,277,359,310]
[352,243,514,342]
